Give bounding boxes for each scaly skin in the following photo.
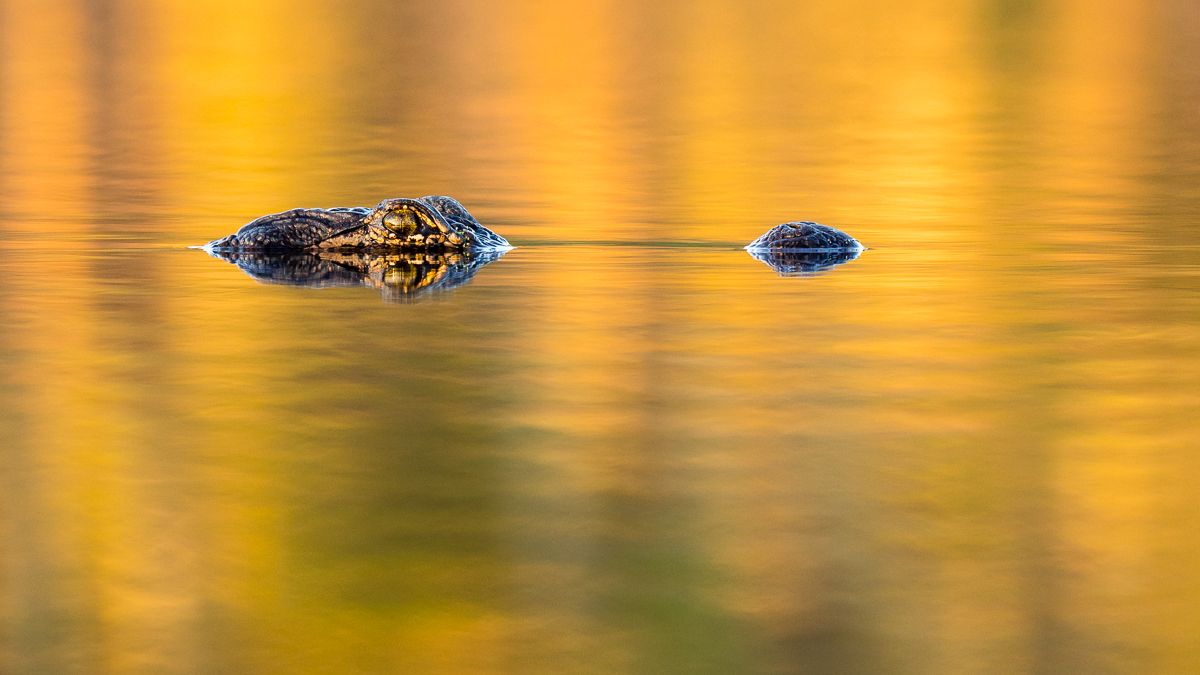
[206,196,510,252]
[744,221,862,251]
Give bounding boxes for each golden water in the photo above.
[2,0,1199,672]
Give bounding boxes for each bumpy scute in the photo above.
[745,221,862,251]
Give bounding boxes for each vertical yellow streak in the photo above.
[0,0,92,223]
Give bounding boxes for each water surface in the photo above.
[2,0,1199,673]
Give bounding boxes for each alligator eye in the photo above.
[383,208,420,236]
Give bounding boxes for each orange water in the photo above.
[2,0,1199,673]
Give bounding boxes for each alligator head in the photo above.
[205,196,511,252]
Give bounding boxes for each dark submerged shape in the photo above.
[745,221,864,277]
[745,221,862,251]
[207,248,507,303]
[206,196,510,251]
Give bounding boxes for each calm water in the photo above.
[2,0,1200,673]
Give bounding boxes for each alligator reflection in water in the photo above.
[206,248,508,302]
[746,248,862,277]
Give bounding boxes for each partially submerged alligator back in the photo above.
[745,221,863,251]
[206,196,510,251]
[744,221,864,277]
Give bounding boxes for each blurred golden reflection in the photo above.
[1,0,1200,673]
[207,248,510,303]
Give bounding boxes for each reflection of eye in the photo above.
[383,209,420,236]
[384,263,421,287]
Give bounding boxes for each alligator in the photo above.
[204,199,864,300]
[203,196,512,302]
